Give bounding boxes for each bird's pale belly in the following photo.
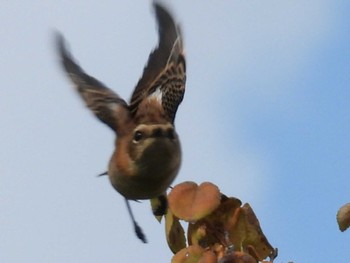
[108,135,181,199]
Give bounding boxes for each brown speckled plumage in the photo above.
[56,3,186,243]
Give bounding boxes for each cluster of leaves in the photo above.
[153,181,277,263]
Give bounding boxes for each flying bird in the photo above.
[56,2,185,243]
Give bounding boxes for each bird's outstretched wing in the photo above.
[129,3,186,124]
[56,33,129,132]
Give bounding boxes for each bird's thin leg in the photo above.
[125,198,147,243]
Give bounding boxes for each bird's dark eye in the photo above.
[133,131,143,142]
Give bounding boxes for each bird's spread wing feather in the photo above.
[56,33,129,132]
[129,3,186,124]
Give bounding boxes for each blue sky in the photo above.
[1,1,350,262]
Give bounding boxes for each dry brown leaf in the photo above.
[165,210,186,254]
[241,203,275,260]
[337,203,350,232]
[227,207,247,250]
[168,181,221,222]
